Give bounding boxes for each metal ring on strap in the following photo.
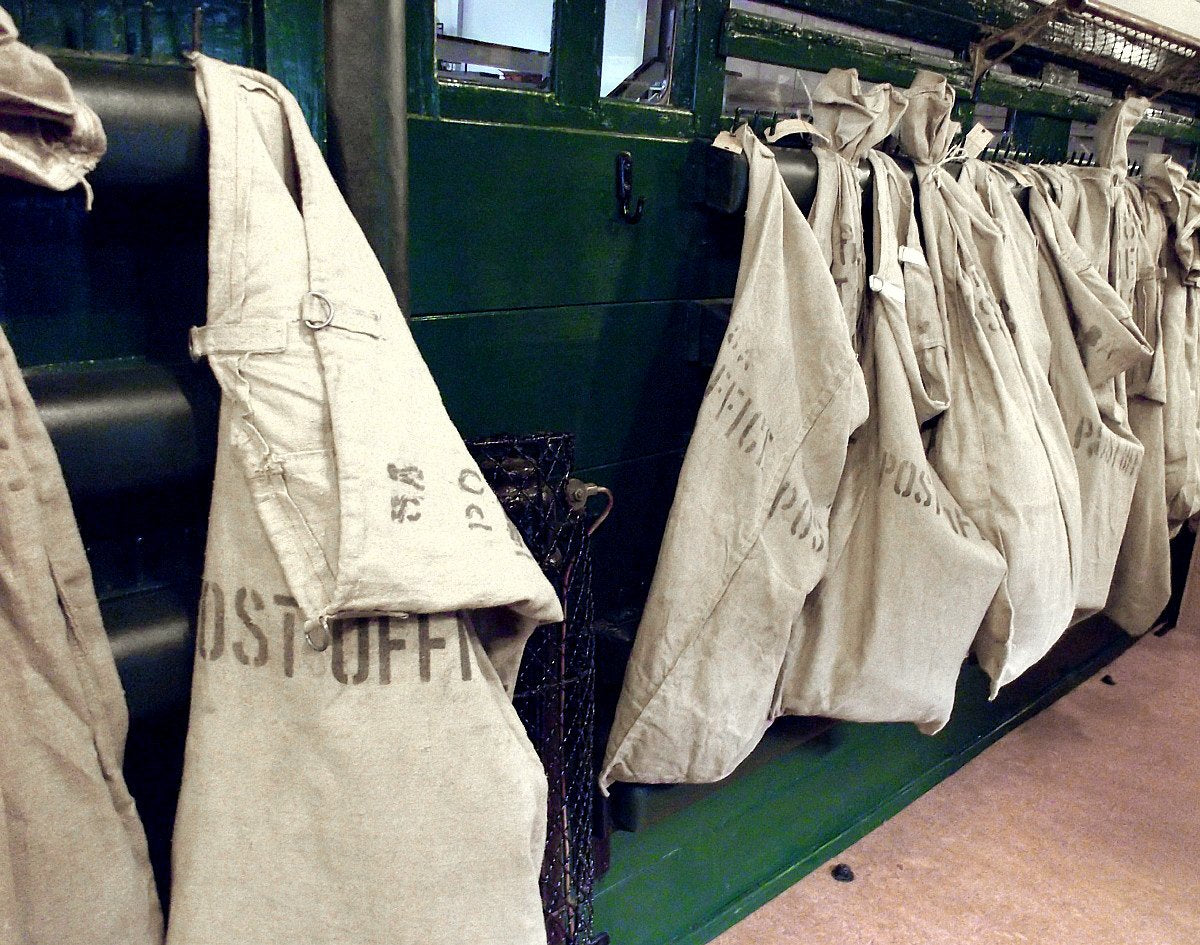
[305,615,332,652]
[303,291,335,330]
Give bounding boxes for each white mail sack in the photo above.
[807,67,908,348]
[898,70,1081,694]
[1106,181,1172,636]
[169,56,561,945]
[601,123,867,789]
[0,327,162,945]
[775,148,1005,733]
[1004,163,1150,620]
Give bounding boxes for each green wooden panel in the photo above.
[594,621,1134,945]
[1010,112,1071,162]
[689,0,729,135]
[410,302,702,470]
[577,450,685,615]
[260,0,325,145]
[407,119,741,314]
[436,83,696,136]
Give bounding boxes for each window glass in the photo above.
[601,0,679,102]
[436,0,553,90]
[723,57,821,118]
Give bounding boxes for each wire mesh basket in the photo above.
[469,432,602,945]
[981,0,1200,96]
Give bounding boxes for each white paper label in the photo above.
[963,123,994,160]
[711,130,744,154]
[765,117,829,146]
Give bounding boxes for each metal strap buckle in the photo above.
[303,291,335,330]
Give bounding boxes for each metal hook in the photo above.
[191,5,204,55]
[140,1,154,58]
[615,151,646,224]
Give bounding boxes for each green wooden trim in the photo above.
[594,626,1134,945]
[721,9,974,93]
[758,0,1018,53]
[434,82,695,135]
[405,0,439,117]
[689,0,729,135]
[667,0,700,112]
[405,0,696,136]
[553,0,605,107]
[680,638,1129,945]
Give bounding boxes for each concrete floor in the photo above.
[714,619,1200,945]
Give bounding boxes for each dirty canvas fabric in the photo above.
[898,70,1080,694]
[169,56,561,945]
[1046,96,1150,310]
[601,124,867,789]
[0,328,162,945]
[807,68,907,347]
[1106,182,1172,636]
[1005,163,1150,620]
[958,161,1052,375]
[1143,155,1200,534]
[0,6,105,198]
[774,149,1005,733]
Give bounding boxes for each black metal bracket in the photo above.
[615,150,646,223]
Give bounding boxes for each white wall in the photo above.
[602,0,650,95]
[454,0,555,52]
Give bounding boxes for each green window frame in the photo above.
[406,0,729,137]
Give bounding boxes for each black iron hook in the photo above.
[616,151,646,224]
[191,5,204,55]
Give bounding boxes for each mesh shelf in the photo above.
[979,0,1200,97]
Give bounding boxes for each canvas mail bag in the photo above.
[774,149,1005,733]
[0,6,105,199]
[1006,164,1150,620]
[898,70,1080,694]
[1143,155,1200,534]
[601,124,867,789]
[807,68,908,348]
[0,327,162,945]
[1105,183,1172,636]
[169,56,562,945]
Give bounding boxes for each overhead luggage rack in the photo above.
[973,0,1200,98]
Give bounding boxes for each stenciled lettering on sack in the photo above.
[196,580,476,685]
[388,462,424,524]
[704,328,776,472]
[878,447,980,538]
[1072,418,1140,476]
[458,468,492,531]
[766,480,827,552]
[458,467,538,561]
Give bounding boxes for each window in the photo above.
[601,0,679,102]
[435,0,554,90]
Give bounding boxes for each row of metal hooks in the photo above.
[132,2,205,59]
[728,112,1154,175]
[727,107,799,138]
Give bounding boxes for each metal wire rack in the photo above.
[975,0,1200,97]
[469,432,606,945]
